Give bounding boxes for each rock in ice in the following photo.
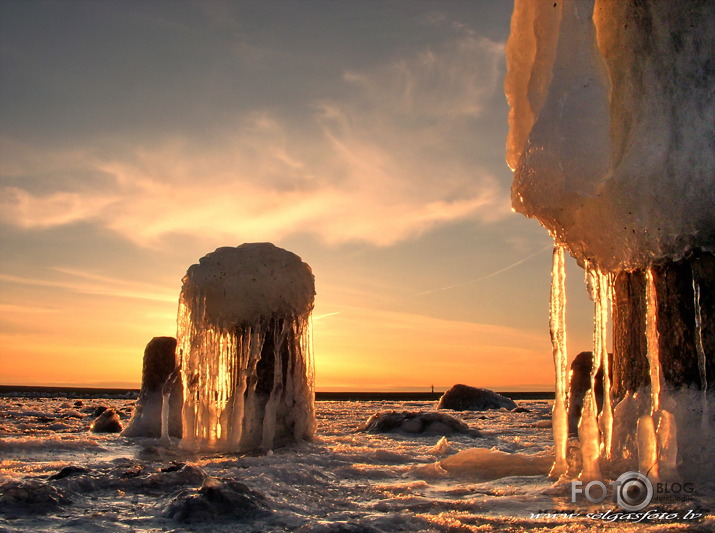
[437,384,517,411]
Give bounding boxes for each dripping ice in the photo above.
[548,245,568,479]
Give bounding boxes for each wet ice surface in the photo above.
[1,397,712,532]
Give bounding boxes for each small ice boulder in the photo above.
[428,436,456,456]
[358,411,480,437]
[437,384,517,411]
[143,464,206,490]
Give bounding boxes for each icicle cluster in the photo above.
[546,246,713,483]
[176,244,316,452]
[509,0,714,486]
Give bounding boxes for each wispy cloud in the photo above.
[0,29,509,248]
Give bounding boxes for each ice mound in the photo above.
[177,243,316,451]
[506,0,715,270]
[438,448,552,481]
[48,466,89,480]
[358,411,481,437]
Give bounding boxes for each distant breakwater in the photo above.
[0,385,554,401]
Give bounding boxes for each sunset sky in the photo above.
[0,0,596,391]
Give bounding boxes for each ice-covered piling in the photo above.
[176,243,316,452]
[122,337,183,439]
[506,0,714,484]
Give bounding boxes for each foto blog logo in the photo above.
[571,472,654,511]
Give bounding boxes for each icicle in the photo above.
[611,391,636,463]
[645,269,661,414]
[638,268,665,480]
[549,243,569,478]
[159,390,171,444]
[599,272,613,459]
[692,274,711,433]
[261,322,286,450]
[575,265,603,480]
[159,369,179,444]
[587,268,613,459]
[637,414,660,481]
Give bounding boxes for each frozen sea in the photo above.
[1,395,712,532]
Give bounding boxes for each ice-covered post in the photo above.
[176,243,316,452]
[122,336,183,439]
[505,0,714,483]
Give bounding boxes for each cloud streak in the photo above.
[416,244,552,295]
[0,271,176,303]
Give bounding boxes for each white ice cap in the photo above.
[181,243,315,326]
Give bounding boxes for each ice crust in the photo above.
[506,0,715,270]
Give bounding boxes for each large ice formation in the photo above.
[507,0,714,271]
[176,243,316,451]
[506,0,714,486]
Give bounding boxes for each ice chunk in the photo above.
[637,414,659,481]
[577,390,602,481]
[656,410,678,481]
[439,448,552,480]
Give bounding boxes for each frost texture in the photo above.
[506,0,715,270]
[177,243,316,451]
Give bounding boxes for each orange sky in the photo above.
[0,1,597,391]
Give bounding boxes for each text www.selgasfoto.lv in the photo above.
[529,509,704,523]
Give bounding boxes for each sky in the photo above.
[0,0,596,391]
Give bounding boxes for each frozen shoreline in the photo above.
[1,397,711,532]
